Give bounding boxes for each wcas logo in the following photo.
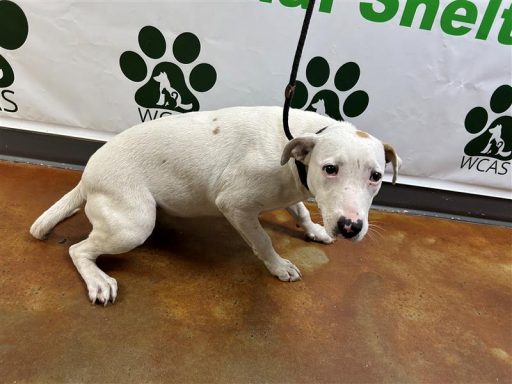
[119,26,217,122]
[461,84,512,176]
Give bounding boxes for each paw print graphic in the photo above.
[464,84,512,161]
[120,26,216,113]
[0,0,28,88]
[291,57,369,121]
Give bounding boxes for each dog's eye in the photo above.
[370,171,382,182]
[322,164,338,176]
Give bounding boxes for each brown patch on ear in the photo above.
[212,127,220,135]
[356,130,370,138]
[383,144,400,184]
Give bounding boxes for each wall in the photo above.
[0,0,511,198]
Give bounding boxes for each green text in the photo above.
[359,0,512,45]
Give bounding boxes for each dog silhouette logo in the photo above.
[153,72,193,111]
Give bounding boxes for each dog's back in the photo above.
[82,107,332,216]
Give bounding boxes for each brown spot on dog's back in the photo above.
[212,116,220,134]
[356,130,370,138]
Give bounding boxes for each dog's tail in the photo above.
[30,182,85,240]
[179,102,194,111]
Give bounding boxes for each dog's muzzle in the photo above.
[337,217,363,239]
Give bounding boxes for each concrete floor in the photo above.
[0,160,511,384]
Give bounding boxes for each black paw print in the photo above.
[120,26,216,113]
[291,57,369,121]
[0,0,29,88]
[464,84,512,161]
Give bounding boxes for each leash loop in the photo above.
[282,0,317,141]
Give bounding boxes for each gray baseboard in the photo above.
[1,126,104,166]
[1,126,511,224]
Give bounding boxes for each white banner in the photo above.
[1,0,511,198]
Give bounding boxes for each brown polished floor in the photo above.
[1,160,511,384]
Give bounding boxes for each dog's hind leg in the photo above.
[287,202,334,244]
[69,191,156,305]
[218,204,301,282]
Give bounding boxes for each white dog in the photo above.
[30,106,400,305]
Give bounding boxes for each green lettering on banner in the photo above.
[497,3,512,45]
[359,0,399,22]
[440,0,478,36]
[259,0,334,13]
[475,0,502,40]
[400,0,439,30]
[359,0,511,45]
[280,0,309,8]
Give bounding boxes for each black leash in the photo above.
[283,0,317,141]
[282,0,317,190]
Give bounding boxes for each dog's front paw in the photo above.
[305,223,334,244]
[266,258,302,282]
[83,270,118,306]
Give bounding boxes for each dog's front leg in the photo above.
[219,206,302,282]
[287,202,334,244]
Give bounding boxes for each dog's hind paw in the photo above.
[305,223,334,244]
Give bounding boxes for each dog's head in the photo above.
[281,123,401,241]
[153,72,166,82]
[489,124,502,135]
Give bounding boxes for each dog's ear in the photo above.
[281,135,318,166]
[383,144,402,185]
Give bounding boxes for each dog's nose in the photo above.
[337,217,363,239]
